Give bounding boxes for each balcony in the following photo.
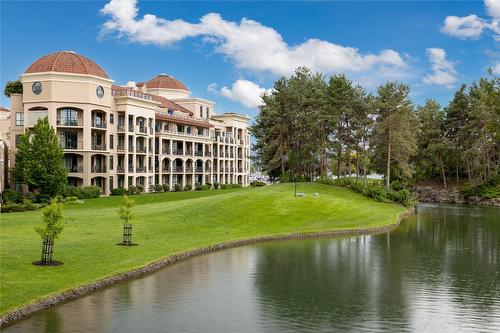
[205,152,212,157]
[137,126,147,134]
[194,151,203,157]
[128,125,134,132]
[117,145,125,152]
[128,145,134,153]
[136,146,147,154]
[60,141,83,150]
[162,166,171,172]
[195,167,203,173]
[185,150,193,156]
[162,148,170,155]
[92,120,107,129]
[117,125,125,132]
[238,168,243,173]
[128,166,134,173]
[238,154,243,159]
[117,166,125,173]
[172,166,183,172]
[172,149,183,156]
[185,166,194,172]
[67,165,83,173]
[136,167,146,173]
[57,118,82,126]
[92,143,107,151]
[91,165,107,173]
[230,153,234,158]
[205,167,212,173]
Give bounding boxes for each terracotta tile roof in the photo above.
[155,112,212,128]
[111,85,193,116]
[25,51,108,79]
[145,74,189,91]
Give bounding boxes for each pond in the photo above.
[5,204,500,332]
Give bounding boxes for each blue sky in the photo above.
[1,0,499,120]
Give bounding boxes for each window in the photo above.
[199,105,203,118]
[15,134,22,147]
[15,113,24,126]
[109,176,113,192]
[110,114,114,125]
[206,107,210,118]
[59,108,79,126]
[110,135,114,149]
[110,156,114,170]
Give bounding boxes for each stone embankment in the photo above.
[412,186,500,207]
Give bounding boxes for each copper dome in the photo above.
[25,51,108,79]
[145,74,188,91]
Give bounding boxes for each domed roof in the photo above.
[25,51,108,79]
[145,74,188,91]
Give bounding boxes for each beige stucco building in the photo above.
[3,51,250,195]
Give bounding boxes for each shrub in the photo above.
[128,185,138,195]
[162,184,170,192]
[206,182,212,189]
[1,203,26,213]
[136,184,144,193]
[251,181,266,187]
[24,191,38,202]
[213,182,220,190]
[64,196,78,203]
[62,186,80,198]
[279,173,290,183]
[184,184,192,191]
[153,184,163,193]
[79,186,101,199]
[111,188,129,196]
[2,189,23,203]
[390,180,404,191]
[174,183,183,192]
[233,184,242,188]
[196,184,210,191]
[221,184,228,189]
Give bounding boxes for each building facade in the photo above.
[3,51,251,195]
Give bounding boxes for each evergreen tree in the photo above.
[12,117,67,197]
[416,99,449,187]
[372,82,417,189]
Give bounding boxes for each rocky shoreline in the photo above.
[0,208,414,329]
[412,187,500,207]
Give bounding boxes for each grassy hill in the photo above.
[0,183,405,315]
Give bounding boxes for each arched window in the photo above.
[59,108,80,126]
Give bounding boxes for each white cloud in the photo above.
[491,61,500,74]
[441,0,500,40]
[207,82,218,94]
[100,0,406,77]
[218,80,270,109]
[423,48,458,87]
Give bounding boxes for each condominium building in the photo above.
[3,50,250,195]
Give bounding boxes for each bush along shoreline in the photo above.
[317,178,415,207]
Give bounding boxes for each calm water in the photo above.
[5,204,500,333]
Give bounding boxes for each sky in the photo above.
[1,0,499,121]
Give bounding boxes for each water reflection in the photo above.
[5,204,500,333]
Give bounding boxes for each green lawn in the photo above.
[0,183,405,315]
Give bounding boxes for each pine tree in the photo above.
[372,82,417,190]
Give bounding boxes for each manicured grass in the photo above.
[0,183,405,315]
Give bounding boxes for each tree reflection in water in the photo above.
[253,204,499,332]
